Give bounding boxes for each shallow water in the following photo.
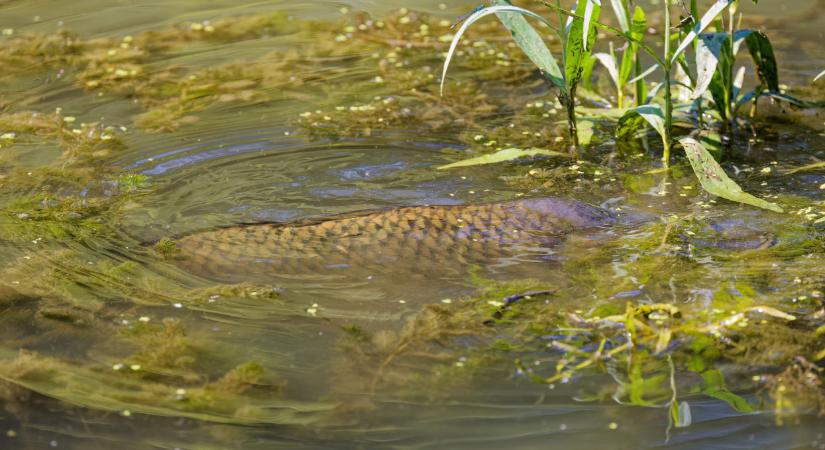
[0,1,824,449]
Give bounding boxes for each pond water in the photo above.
[0,1,824,449]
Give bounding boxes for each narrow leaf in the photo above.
[437,148,568,169]
[594,53,620,89]
[619,6,646,84]
[679,137,784,212]
[441,5,561,95]
[763,91,825,108]
[583,0,602,51]
[672,0,733,63]
[609,0,630,33]
[692,33,728,100]
[565,0,601,89]
[627,64,658,84]
[815,70,825,82]
[746,306,795,321]
[732,66,746,100]
[744,31,779,92]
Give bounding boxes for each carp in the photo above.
[174,197,614,281]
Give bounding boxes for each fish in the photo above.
[174,197,614,281]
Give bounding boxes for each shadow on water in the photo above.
[0,1,824,449]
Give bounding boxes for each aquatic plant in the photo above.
[441,0,603,147]
[433,0,825,213]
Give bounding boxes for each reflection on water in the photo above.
[1,1,824,449]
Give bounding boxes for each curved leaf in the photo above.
[440,5,561,95]
[594,52,620,89]
[437,148,569,169]
[679,137,784,212]
[815,70,825,82]
[608,0,630,33]
[671,0,733,64]
[616,104,666,142]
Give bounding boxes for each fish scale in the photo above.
[174,197,613,281]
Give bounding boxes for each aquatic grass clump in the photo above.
[436,0,825,214]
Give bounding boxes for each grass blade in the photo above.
[437,147,569,169]
[627,64,658,84]
[440,5,561,95]
[565,0,601,89]
[671,0,732,64]
[815,70,825,82]
[679,137,784,212]
[608,0,630,33]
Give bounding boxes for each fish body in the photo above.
[175,198,613,281]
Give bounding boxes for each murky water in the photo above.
[1,1,824,448]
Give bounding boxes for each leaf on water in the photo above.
[762,91,825,108]
[594,52,620,89]
[492,0,565,88]
[440,4,561,95]
[672,0,733,63]
[746,306,796,321]
[676,401,692,428]
[744,31,779,92]
[616,104,666,142]
[437,148,569,169]
[701,369,755,413]
[577,119,595,145]
[565,0,600,89]
[784,161,825,174]
[692,33,728,100]
[679,137,784,213]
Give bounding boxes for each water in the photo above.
[0,1,824,448]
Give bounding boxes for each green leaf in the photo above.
[679,137,784,212]
[701,369,755,413]
[492,0,565,88]
[762,91,825,108]
[672,0,733,64]
[619,6,646,85]
[744,31,779,92]
[692,33,728,100]
[785,160,825,174]
[565,0,600,90]
[608,0,630,33]
[616,104,666,143]
[440,4,562,95]
[582,0,601,51]
[437,147,569,169]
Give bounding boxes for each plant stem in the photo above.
[561,91,579,149]
[662,0,673,167]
